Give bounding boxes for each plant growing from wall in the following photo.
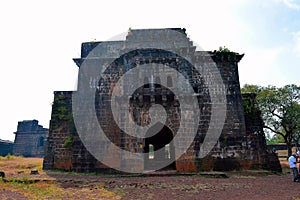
[63,136,73,149]
[52,93,77,148]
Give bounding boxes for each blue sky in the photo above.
[0,0,299,141]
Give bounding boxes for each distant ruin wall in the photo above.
[0,140,13,156]
[13,120,48,157]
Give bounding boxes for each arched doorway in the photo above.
[144,123,176,171]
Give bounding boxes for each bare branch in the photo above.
[263,125,283,136]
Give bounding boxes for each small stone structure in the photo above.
[43,28,281,173]
[0,139,13,156]
[13,120,48,157]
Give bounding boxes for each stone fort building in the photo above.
[43,28,281,173]
[13,120,48,157]
[0,139,13,156]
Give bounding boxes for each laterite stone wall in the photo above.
[43,29,281,173]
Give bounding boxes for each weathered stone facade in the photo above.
[0,139,13,156]
[43,28,281,173]
[13,120,48,157]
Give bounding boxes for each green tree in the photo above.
[241,84,261,94]
[242,84,300,156]
[218,46,231,53]
[265,132,284,145]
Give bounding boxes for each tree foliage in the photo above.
[242,84,300,156]
[265,132,284,145]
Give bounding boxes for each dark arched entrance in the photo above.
[144,123,176,171]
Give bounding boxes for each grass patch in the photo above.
[0,157,44,176]
[0,181,120,199]
[0,157,121,199]
[0,154,22,161]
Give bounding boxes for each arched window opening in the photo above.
[144,77,150,88]
[38,137,44,147]
[155,77,161,88]
[149,144,154,159]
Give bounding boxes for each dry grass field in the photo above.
[0,155,299,200]
[0,156,120,199]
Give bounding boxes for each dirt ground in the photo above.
[48,172,300,200]
[0,157,300,200]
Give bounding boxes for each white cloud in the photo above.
[292,31,300,57]
[239,47,285,86]
[283,0,300,9]
[1,0,299,141]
